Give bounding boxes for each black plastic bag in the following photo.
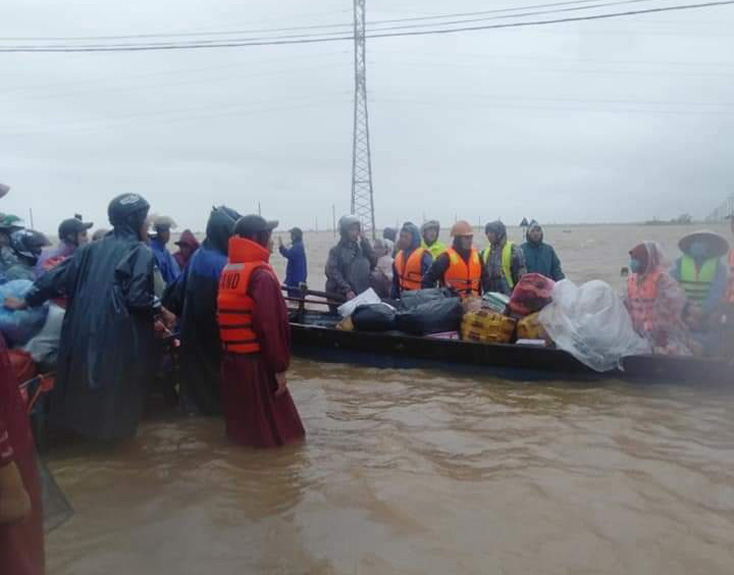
[396,297,463,335]
[352,303,397,332]
[399,288,454,311]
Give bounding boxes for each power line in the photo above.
[376,90,734,108]
[0,0,654,41]
[1,1,732,53]
[369,47,734,69]
[0,0,661,50]
[369,96,734,117]
[376,56,734,77]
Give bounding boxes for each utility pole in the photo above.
[332,204,336,237]
[350,0,376,240]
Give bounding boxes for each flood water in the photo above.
[46,224,734,575]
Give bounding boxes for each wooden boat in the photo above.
[289,310,732,384]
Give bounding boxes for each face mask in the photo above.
[629,258,643,274]
[689,241,708,259]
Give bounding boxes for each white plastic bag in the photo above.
[337,287,381,318]
[539,279,651,372]
[24,303,65,365]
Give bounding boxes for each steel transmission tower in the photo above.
[350,0,376,239]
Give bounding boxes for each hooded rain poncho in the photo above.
[391,222,433,299]
[163,206,240,415]
[325,216,376,299]
[25,219,157,440]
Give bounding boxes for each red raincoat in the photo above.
[219,238,305,448]
[0,335,44,575]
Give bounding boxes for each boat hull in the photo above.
[289,314,731,384]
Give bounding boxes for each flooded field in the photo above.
[46,223,734,575]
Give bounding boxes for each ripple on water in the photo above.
[46,358,734,575]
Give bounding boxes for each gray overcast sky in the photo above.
[1,0,733,234]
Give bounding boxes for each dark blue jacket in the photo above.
[163,206,240,415]
[521,241,565,281]
[279,240,307,287]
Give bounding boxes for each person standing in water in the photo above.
[217,215,305,448]
[9,194,174,441]
[35,216,93,278]
[0,181,43,575]
[278,227,308,298]
[149,216,181,286]
[172,230,200,272]
[163,206,241,415]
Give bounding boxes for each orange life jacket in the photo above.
[627,270,661,333]
[394,248,427,292]
[217,237,276,355]
[727,249,734,304]
[443,248,481,296]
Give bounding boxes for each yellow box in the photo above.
[461,310,516,343]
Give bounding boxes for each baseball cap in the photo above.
[233,215,279,236]
[59,217,93,239]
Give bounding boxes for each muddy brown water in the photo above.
[47,224,734,575]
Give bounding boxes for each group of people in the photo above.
[324,217,565,305]
[626,227,734,357]
[2,183,734,574]
[0,190,304,574]
[323,215,734,358]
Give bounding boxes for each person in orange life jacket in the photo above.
[625,242,690,356]
[391,222,432,299]
[421,220,490,296]
[217,215,305,448]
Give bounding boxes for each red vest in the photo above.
[627,270,661,333]
[217,237,276,355]
[394,248,427,292]
[443,248,481,296]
